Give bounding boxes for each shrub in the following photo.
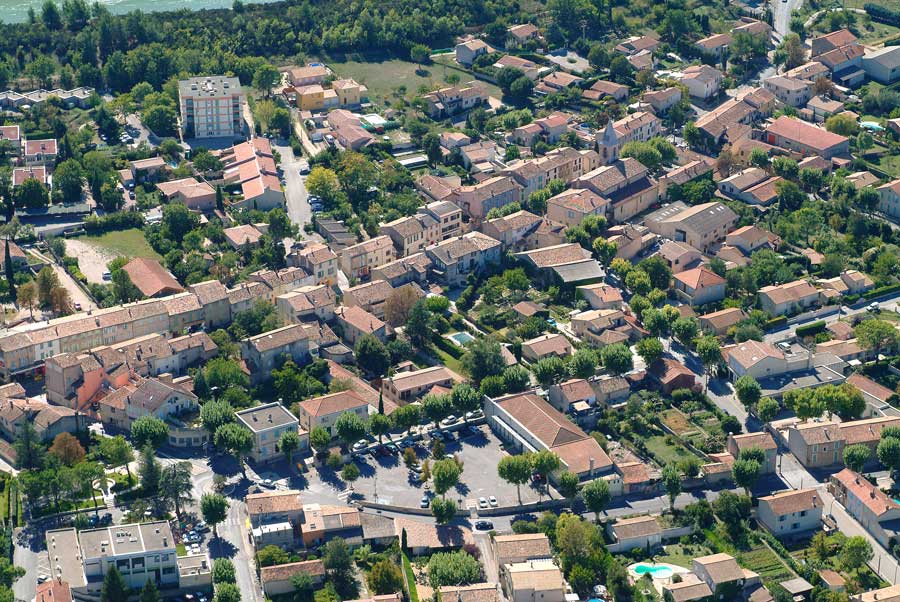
[795,321,826,337]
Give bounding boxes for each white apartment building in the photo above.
[178,76,245,139]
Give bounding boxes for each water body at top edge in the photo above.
[0,0,278,24]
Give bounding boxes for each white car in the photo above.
[489,496,498,507]
[352,439,368,451]
[868,302,880,312]
[440,415,458,426]
[478,497,488,509]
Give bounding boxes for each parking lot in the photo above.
[348,423,545,511]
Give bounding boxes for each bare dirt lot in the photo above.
[64,238,119,284]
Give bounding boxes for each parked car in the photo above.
[474,520,493,531]
[102,271,112,281]
[464,410,483,420]
[194,521,210,533]
[478,497,488,509]
[184,532,201,544]
[420,495,430,508]
[260,478,275,489]
[352,439,368,452]
[74,302,82,311]
[489,496,498,507]
[440,415,458,426]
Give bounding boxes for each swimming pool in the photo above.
[448,331,476,346]
[633,564,674,579]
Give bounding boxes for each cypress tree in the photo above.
[216,185,224,211]
[5,239,15,300]
[101,566,128,602]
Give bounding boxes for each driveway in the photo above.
[272,142,312,230]
[28,249,96,311]
[125,114,156,148]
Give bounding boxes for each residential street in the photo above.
[273,141,312,229]
[764,296,900,344]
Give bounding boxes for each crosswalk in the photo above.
[336,488,353,501]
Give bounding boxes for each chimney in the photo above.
[158,372,174,384]
[268,414,273,422]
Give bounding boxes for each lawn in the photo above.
[875,155,900,178]
[426,346,463,375]
[330,57,501,106]
[643,435,701,466]
[655,543,712,569]
[81,228,162,261]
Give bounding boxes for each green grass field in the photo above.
[876,155,900,178]
[643,435,700,465]
[330,58,501,106]
[81,228,162,261]
[738,545,795,583]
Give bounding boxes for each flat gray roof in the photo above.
[179,76,242,99]
[46,528,86,587]
[236,402,298,432]
[79,521,175,559]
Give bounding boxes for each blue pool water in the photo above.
[449,332,475,346]
[634,564,674,578]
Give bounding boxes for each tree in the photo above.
[14,422,45,470]
[50,286,72,315]
[461,335,506,384]
[661,464,681,511]
[54,160,85,203]
[214,584,241,602]
[568,348,598,379]
[385,284,421,326]
[625,269,651,295]
[253,63,280,96]
[756,397,780,423]
[323,537,353,578]
[636,337,663,366]
[855,319,900,363]
[142,105,178,136]
[279,430,302,467]
[49,432,86,466]
[731,458,761,495]
[306,167,341,202]
[160,461,193,517]
[784,389,825,421]
[432,457,463,496]
[341,462,360,487]
[844,444,871,473]
[368,558,404,595]
[423,132,442,165]
[212,558,236,584]
[775,33,806,69]
[558,471,579,501]
[140,579,160,602]
[820,383,865,421]
[498,454,532,503]
[310,426,331,451]
[214,423,254,477]
[825,113,859,137]
[532,356,566,385]
[98,435,134,480]
[451,383,481,419]
[200,399,235,436]
[427,551,481,588]
[16,281,37,318]
[355,334,391,376]
[101,566,128,602]
[582,479,610,522]
[601,343,633,375]
[504,365,531,392]
[258,545,291,567]
[15,178,49,208]
[840,536,873,572]
[672,317,699,347]
[4,240,15,300]
[735,375,762,410]
[368,413,391,445]
[200,492,229,538]
[138,445,161,496]
[131,415,168,449]
[695,336,721,391]
[36,266,59,306]
[431,497,458,524]
[405,300,433,349]
[878,436,900,475]
[423,393,452,429]
[592,237,617,266]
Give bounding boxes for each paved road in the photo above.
[273,142,311,230]
[764,296,900,344]
[773,0,803,38]
[125,114,156,148]
[28,249,96,312]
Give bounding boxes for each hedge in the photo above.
[795,321,826,337]
[83,211,145,234]
[865,2,900,26]
[765,316,788,331]
[432,334,465,359]
[864,282,900,300]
